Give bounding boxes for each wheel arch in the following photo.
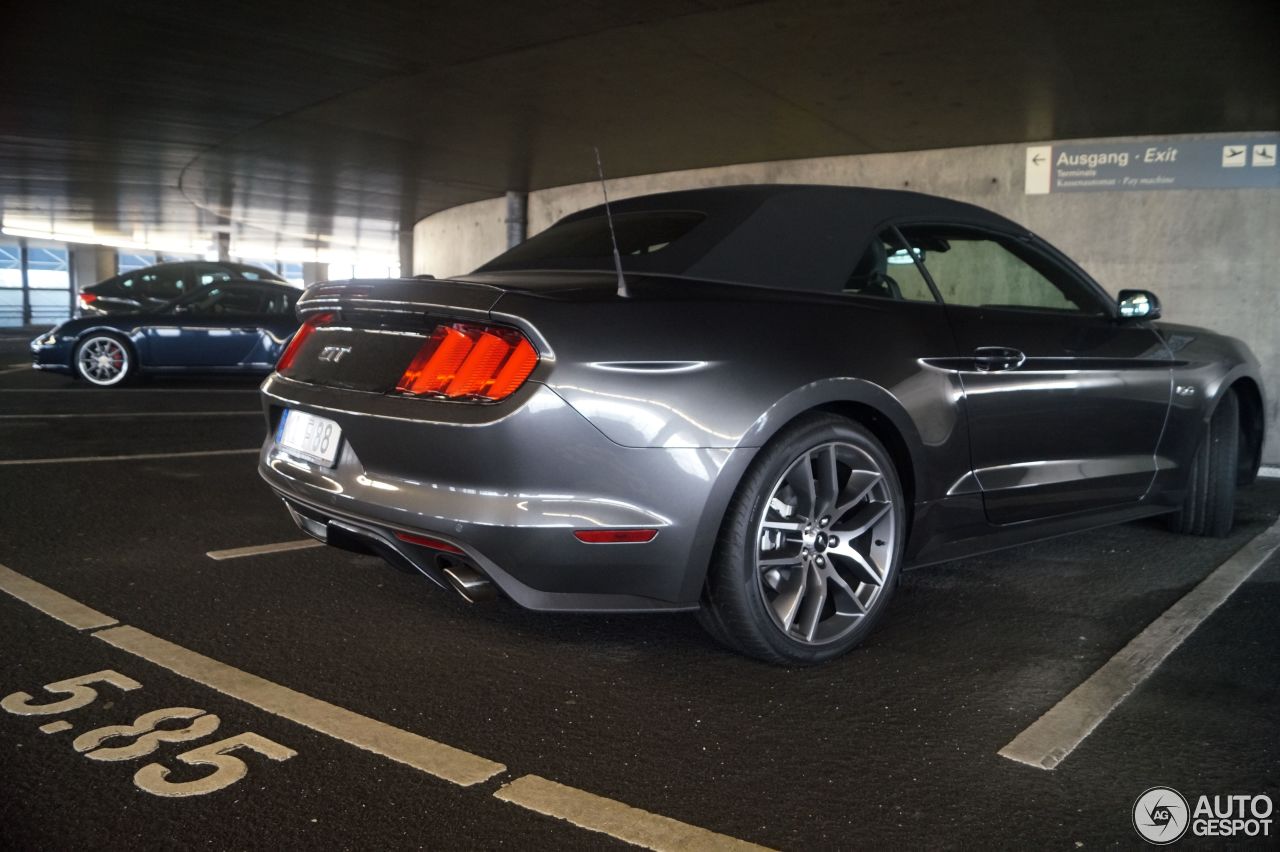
[683,383,925,602]
[739,379,925,507]
[1229,376,1264,485]
[809,400,918,508]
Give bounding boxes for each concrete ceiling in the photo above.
[1,0,1276,260]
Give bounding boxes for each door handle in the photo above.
[972,346,1026,371]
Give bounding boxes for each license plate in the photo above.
[276,409,343,467]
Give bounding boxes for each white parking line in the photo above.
[0,388,258,393]
[0,411,259,420]
[0,563,117,630]
[0,363,30,374]
[496,775,771,851]
[207,539,324,560]
[998,517,1280,770]
[0,448,258,466]
[0,561,771,850]
[93,624,505,786]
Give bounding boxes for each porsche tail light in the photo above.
[396,322,538,402]
[77,292,98,308]
[276,312,335,373]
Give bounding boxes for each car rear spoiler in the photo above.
[297,277,505,323]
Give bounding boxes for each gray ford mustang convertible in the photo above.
[258,185,1264,664]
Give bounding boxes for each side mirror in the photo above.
[1117,289,1161,320]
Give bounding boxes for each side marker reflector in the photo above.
[573,529,659,544]
[394,531,465,555]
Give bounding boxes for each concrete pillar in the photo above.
[71,246,116,293]
[302,262,328,285]
[398,229,414,278]
[19,241,30,326]
[505,191,527,248]
[215,231,231,262]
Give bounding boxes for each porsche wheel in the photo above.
[75,334,134,387]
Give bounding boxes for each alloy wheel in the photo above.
[754,441,896,645]
[77,336,130,386]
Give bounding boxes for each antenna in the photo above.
[593,145,629,298]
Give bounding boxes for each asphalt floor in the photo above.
[1,331,1277,850]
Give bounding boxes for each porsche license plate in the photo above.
[277,409,342,467]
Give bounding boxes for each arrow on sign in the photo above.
[1031,154,1045,165]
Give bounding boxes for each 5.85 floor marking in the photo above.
[1,669,296,798]
[0,562,771,850]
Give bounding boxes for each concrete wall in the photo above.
[414,133,1280,462]
[414,199,509,284]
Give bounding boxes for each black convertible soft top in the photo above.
[477,184,1024,292]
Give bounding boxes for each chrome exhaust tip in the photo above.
[440,560,496,603]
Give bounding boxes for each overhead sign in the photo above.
[1024,137,1279,194]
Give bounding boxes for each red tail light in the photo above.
[77,292,98,307]
[573,529,659,544]
[394,531,465,555]
[277,312,335,373]
[397,322,538,402]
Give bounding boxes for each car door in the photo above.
[240,287,301,367]
[151,284,268,367]
[898,224,1173,524]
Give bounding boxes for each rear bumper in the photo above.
[257,374,754,612]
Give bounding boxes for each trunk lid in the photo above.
[284,275,567,394]
[284,277,506,393]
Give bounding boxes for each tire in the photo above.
[694,593,743,654]
[74,334,135,387]
[700,413,906,665]
[1169,390,1238,538]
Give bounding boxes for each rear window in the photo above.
[231,263,284,282]
[191,262,284,285]
[89,271,187,299]
[89,275,132,296]
[479,211,706,273]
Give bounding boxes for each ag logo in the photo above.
[1134,787,1190,844]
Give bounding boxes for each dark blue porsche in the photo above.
[31,279,302,386]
